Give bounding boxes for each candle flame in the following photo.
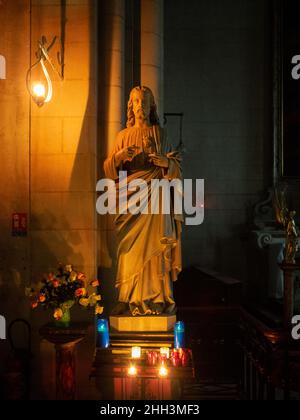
[158,366,168,377]
[128,365,137,376]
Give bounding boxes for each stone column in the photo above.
[100,0,126,156]
[140,0,164,122]
[98,0,126,313]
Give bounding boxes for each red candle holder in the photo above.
[170,348,192,367]
[171,349,181,367]
[158,353,167,365]
[181,349,192,367]
[147,350,158,366]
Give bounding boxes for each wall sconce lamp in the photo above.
[26,36,64,107]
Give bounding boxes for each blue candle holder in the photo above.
[174,321,185,349]
[96,318,110,348]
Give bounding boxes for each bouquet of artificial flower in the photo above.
[26,263,104,321]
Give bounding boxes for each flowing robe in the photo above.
[104,125,182,316]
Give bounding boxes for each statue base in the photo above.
[109,315,176,332]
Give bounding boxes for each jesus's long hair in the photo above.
[126,86,160,128]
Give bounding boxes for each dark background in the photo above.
[283,1,300,177]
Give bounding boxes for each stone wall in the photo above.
[165,0,273,286]
[0,0,31,372]
[0,0,98,399]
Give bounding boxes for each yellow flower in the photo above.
[54,308,63,320]
[69,271,77,281]
[79,298,89,307]
[95,305,104,315]
[89,293,101,306]
[65,265,73,272]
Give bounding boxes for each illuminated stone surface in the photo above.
[110,315,176,332]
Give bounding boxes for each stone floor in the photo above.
[183,380,239,400]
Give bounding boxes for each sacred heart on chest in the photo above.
[142,135,157,155]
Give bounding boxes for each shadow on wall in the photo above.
[53,0,98,401]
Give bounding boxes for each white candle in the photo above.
[160,347,170,359]
[131,346,141,359]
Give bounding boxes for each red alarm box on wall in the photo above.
[12,213,27,237]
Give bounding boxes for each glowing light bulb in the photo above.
[128,365,137,376]
[32,83,46,98]
[158,366,168,377]
[26,57,53,106]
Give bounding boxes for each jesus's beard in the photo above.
[136,109,147,121]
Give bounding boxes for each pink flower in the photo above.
[77,272,86,281]
[47,272,54,282]
[75,288,86,297]
[52,279,60,288]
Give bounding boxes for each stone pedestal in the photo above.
[39,323,88,400]
[109,315,176,332]
[109,330,174,353]
[279,261,300,329]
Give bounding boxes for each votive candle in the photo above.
[131,346,141,359]
[96,318,110,348]
[174,321,185,349]
[160,347,170,359]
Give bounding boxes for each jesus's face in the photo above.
[132,90,151,124]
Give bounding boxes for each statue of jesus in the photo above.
[104,86,182,316]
